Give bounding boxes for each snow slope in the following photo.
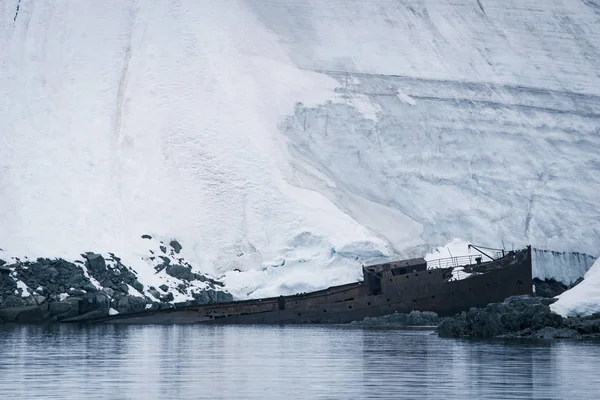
[1,1,599,298]
[552,257,600,317]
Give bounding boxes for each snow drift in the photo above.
[552,257,600,317]
[1,1,599,298]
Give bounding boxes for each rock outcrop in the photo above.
[0,248,232,324]
[437,296,600,339]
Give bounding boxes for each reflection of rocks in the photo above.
[437,296,600,339]
[352,310,443,327]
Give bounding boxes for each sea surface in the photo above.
[1,324,599,399]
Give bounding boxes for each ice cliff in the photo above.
[1,1,599,298]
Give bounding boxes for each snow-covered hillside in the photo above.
[1,1,599,298]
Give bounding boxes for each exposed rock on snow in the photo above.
[0,251,232,324]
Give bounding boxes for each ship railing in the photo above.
[426,254,494,280]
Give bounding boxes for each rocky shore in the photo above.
[0,238,232,324]
[437,296,600,340]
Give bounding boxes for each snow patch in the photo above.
[15,280,30,298]
[552,258,600,317]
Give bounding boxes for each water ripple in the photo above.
[1,325,599,399]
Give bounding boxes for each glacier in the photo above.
[1,0,599,299]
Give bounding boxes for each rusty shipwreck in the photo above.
[81,245,532,325]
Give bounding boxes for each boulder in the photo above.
[0,305,49,324]
[141,234,152,240]
[116,295,147,313]
[159,284,169,292]
[533,278,567,298]
[131,280,144,293]
[166,265,195,281]
[170,240,182,254]
[49,298,81,320]
[148,287,161,300]
[85,253,107,274]
[77,292,110,315]
[82,283,98,293]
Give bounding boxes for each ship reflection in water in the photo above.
[1,324,599,399]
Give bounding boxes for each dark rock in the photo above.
[0,305,49,324]
[49,298,81,320]
[437,296,565,338]
[66,273,88,289]
[533,278,568,298]
[131,280,144,293]
[159,284,169,292]
[118,283,129,294]
[160,246,167,254]
[158,256,170,265]
[191,289,233,304]
[533,327,582,340]
[166,265,195,281]
[0,294,27,309]
[170,240,182,254]
[0,259,6,267]
[116,295,147,313]
[82,283,98,293]
[141,234,152,240]
[148,288,161,300]
[85,253,107,274]
[78,292,110,315]
[162,292,174,302]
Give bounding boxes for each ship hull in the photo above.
[76,247,532,325]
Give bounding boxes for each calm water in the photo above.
[1,325,600,399]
